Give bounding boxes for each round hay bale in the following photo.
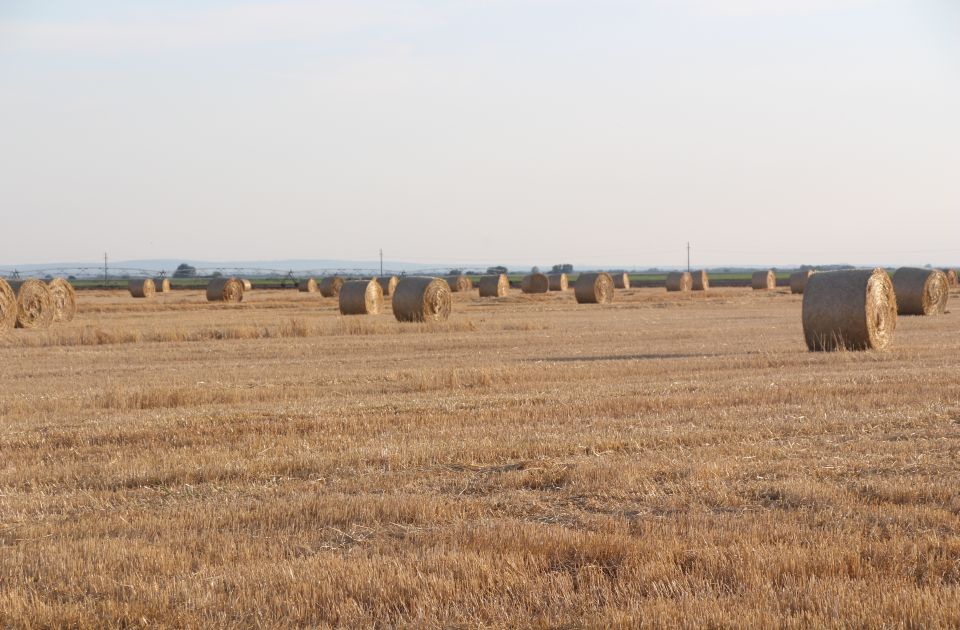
[0,279,17,332]
[665,272,692,292]
[548,273,568,291]
[478,274,510,298]
[377,276,399,296]
[575,272,614,304]
[319,276,344,297]
[339,279,383,315]
[241,279,253,291]
[790,270,814,295]
[690,270,709,291]
[752,270,776,290]
[392,277,452,322]
[129,279,155,298]
[944,269,958,287]
[611,272,630,289]
[444,275,473,292]
[206,277,244,303]
[154,277,171,293]
[47,278,78,323]
[521,273,550,294]
[10,279,54,329]
[802,268,896,351]
[298,277,318,293]
[892,267,949,316]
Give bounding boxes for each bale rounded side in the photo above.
[47,278,78,323]
[319,276,344,297]
[339,279,383,315]
[802,268,896,351]
[444,275,473,292]
[0,279,17,332]
[575,272,614,304]
[154,277,171,293]
[392,277,452,322]
[206,277,244,303]
[548,273,568,291]
[10,279,54,329]
[298,277,318,293]
[521,273,550,294]
[665,272,692,292]
[377,276,399,296]
[944,269,958,287]
[752,270,776,290]
[478,274,510,298]
[611,272,630,289]
[241,279,253,291]
[790,271,814,295]
[690,270,709,291]
[892,267,949,316]
[129,279,155,298]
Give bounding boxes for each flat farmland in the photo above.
[1,286,959,628]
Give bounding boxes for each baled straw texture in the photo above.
[339,279,383,315]
[611,272,630,289]
[575,272,614,304]
[665,272,692,292]
[206,277,244,303]
[129,279,155,298]
[0,279,17,332]
[892,267,949,316]
[154,277,171,293]
[478,274,510,298]
[298,277,318,293]
[548,273,568,291]
[242,279,253,291]
[377,276,399,296]
[10,279,54,330]
[802,268,896,351]
[392,277,452,322]
[690,270,709,291]
[790,270,814,295]
[521,273,550,294]
[47,278,77,323]
[752,270,776,290]
[319,276,344,298]
[445,275,473,292]
[944,269,958,287]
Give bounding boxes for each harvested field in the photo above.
[1,286,959,627]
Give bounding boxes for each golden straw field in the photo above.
[2,285,959,627]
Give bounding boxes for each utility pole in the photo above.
[686,242,690,273]
[104,252,108,289]
[379,249,383,277]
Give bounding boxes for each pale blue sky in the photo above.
[1,0,958,268]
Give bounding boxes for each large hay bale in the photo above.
[241,279,253,291]
[129,279,155,298]
[752,270,776,290]
[690,270,709,291]
[478,274,510,297]
[611,272,630,289]
[0,279,17,332]
[802,268,896,351]
[47,278,78,323]
[339,279,383,315]
[892,267,949,316]
[445,275,473,292]
[944,269,958,287]
[548,273,568,291]
[206,277,244,303]
[392,277,452,322]
[790,270,814,295]
[521,273,550,294]
[319,276,344,297]
[377,276,399,296]
[665,272,692,292]
[575,272,614,304]
[10,279,54,329]
[154,277,171,293]
[298,277,318,293]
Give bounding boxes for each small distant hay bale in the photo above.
[444,275,473,292]
[752,270,776,290]
[690,270,709,291]
[377,276,399,296]
[548,273,568,291]
[206,277,244,303]
[802,268,896,351]
[790,270,814,294]
[0,279,17,332]
[154,277,171,293]
[339,279,383,315]
[665,272,692,292]
[47,278,78,323]
[892,267,949,316]
[298,277,318,293]
[129,279,155,298]
[241,279,253,291]
[942,269,957,287]
[10,279,54,329]
[521,273,550,294]
[575,272,614,304]
[478,274,510,297]
[392,277,452,322]
[319,276,344,297]
[611,272,630,289]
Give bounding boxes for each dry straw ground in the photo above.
[1,285,959,627]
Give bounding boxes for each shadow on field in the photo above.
[529,352,720,363]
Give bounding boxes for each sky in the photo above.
[1,0,959,269]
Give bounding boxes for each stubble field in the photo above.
[1,285,959,628]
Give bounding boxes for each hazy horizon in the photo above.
[2,0,958,268]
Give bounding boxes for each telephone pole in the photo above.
[686,242,690,272]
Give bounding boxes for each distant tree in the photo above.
[486,266,508,275]
[551,264,574,273]
[211,271,223,278]
[67,275,76,281]
[173,263,197,278]
[531,266,540,274]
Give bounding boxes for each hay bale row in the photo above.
[690,270,709,291]
[206,277,244,303]
[320,276,344,298]
[129,279,155,298]
[521,273,549,294]
[575,272,614,304]
[548,273,568,291]
[339,279,383,315]
[802,268,896,351]
[752,270,776,291]
[790,270,814,294]
[478,274,510,298]
[445,275,473,292]
[377,276,399,296]
[665,272,692,292]
[892,267,948,316]
[393,277,451,322]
